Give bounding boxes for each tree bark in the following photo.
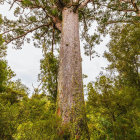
[57,7,89,139]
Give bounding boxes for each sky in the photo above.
[0,3,110,93]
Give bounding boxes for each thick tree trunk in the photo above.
[57,8,89,139]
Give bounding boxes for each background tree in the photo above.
[0,37,28,139]
[87,23,140,140]
[104,23,140,87]
[39,51,59,102]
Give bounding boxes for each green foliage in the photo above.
[0,101,20,140]
[0,91,62,140]
[0,60,8,92]
[87,78,140,139]
[0,14,3,24]
[0,45,6,58]
[87,24,140,140]
[13,93,61,140]
[105,23,140,87]
[0,34,4,46]
[39,52,59,102]
[21,0,33,6]
[0,63,61,139]
[0,64,29,139]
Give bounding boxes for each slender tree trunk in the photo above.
[57,7,89,139]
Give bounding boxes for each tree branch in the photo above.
[130,0,140,16]
[131,0,139,11]
[120,0,140,16]
[5,24,51,44]
[47,14,62,31]
[9,0,17,10]
[105,20,136,25]
[78,0,91,9]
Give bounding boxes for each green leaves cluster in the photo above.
[87,77,140,139]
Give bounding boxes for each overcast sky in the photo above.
[0,4,110,93]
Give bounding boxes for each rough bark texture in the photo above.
[57,7,89,139]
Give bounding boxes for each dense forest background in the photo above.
[0,0,140,140]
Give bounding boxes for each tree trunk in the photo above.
[57,8,89,139]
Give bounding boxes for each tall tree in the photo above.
[0,0,140,139]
